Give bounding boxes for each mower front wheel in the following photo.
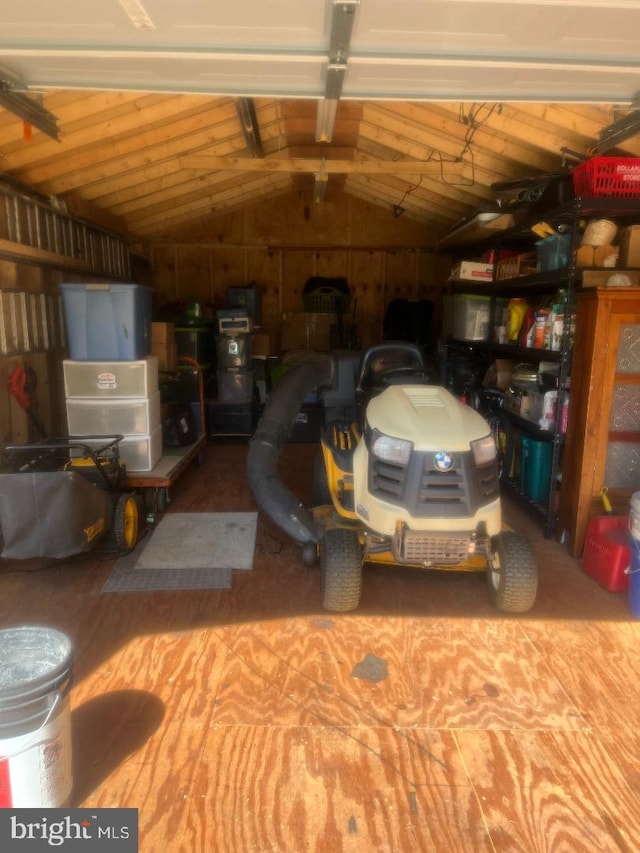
[113,493,139,553]
[321,527,363,612]
[487,531,538,613]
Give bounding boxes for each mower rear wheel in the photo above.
[487,531,538,613]
[321,527,363,612]
[114,494,139,553]
[312,448,331,506]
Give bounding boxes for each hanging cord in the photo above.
[437,102,502,188]
[391,102,499,207]
[395,173,425,211]
[460,102,500,154]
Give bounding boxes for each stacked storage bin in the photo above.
[173,323,214,431]
[210,309,256,434]
[59,283,162,473]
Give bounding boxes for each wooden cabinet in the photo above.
[559,287,640,557]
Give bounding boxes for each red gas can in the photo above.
[582,516,630,592]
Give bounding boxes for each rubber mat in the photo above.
[102,512,257,592]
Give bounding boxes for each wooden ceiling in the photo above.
[1,2,640,247]
[1,92,638,248]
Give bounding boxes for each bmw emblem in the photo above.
[434,451,454,472]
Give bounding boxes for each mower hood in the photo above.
[365,385,491,451]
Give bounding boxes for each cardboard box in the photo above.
[618,225,640,268]
[576,245,595,267]
[152,322,174,344]
[594,245,619,267]
[279,313,334,351]
[483,359,515,391]
[252,332,272,357]
[152,341,177,371]
[449,261,494,282]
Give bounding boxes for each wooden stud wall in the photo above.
[0,189,448,445]
[149,191,443,350]
[0,252,104,444]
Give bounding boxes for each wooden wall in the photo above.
[1,260,60,444]
[0,190,452,443]
[0,256,101,444]
[148,190,450,350]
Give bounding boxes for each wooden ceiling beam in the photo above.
[179,155,465,176]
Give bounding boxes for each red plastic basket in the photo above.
[572,157,640,198]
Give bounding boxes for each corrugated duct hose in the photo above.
[247,352,334,555]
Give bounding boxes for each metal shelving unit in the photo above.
[440,193,640,537]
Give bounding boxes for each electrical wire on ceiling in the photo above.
[440,102,503,188]
[437,148,475,188]
[459,102,500,156]
[393,174,424,216]
[391,144,472,214]
[390,102,499,212]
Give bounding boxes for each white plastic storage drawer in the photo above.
[65,391,161,436]
[71,425,162,473]
[63,357,159,398]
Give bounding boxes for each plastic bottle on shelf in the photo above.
[506,298,528,342]
[533,308,550,348]
[518,306,536,348]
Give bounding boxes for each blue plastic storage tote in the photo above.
[60,282,152,361]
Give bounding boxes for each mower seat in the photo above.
[355,341,428,424]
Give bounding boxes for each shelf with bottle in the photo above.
[503,378,570,438]
[444,286,575,356]
[440,184,640,541]
[502,289,575,350]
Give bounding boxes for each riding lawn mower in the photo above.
[247,342,538,614]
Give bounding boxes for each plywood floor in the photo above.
[2,441,640,852]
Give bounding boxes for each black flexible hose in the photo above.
[247,353,334,546]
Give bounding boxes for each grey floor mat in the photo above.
[102,512,257,592]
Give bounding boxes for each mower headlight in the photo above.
[471,434,497,467]
[372,432,412,466]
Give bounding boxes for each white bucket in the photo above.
[0,626,73,808]
[631,491,640,542]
